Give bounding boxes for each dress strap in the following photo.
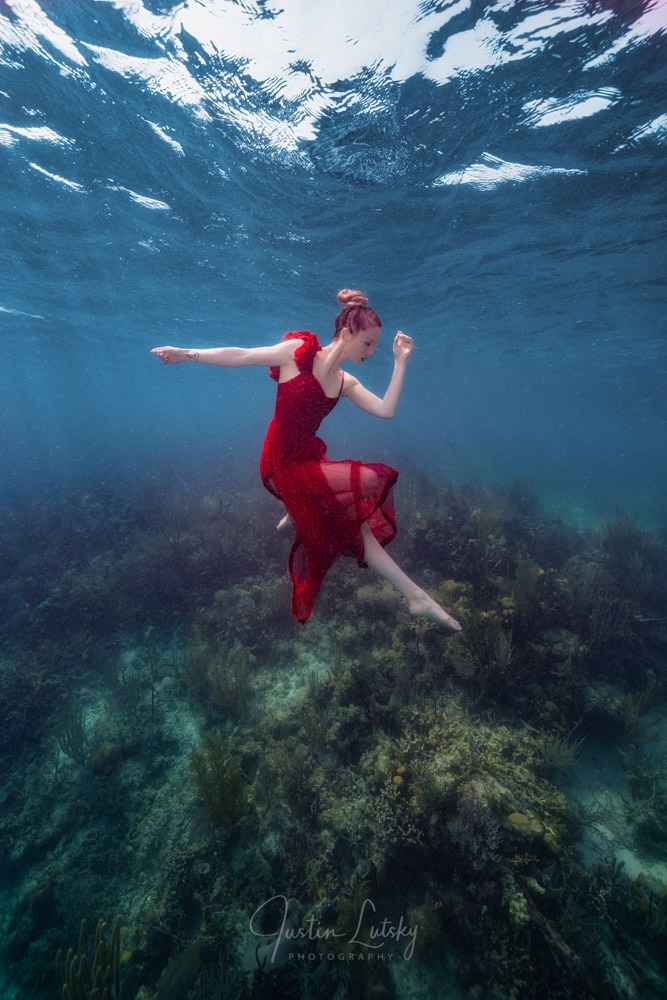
[338,371,345,398]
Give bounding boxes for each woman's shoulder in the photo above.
[340,371,360,397]
[285,331,321,372]
[269,331,320,381]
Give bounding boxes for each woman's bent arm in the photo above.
[344,364,407,419]
[343,332,413,419]
[151,341,297,367]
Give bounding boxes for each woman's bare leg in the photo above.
[361,525,462,630]
[276,510,292,531]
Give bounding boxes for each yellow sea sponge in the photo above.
[507,812,545,838]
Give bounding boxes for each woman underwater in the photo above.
[152,289,461,631]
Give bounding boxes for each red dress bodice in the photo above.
[260,332,398,623]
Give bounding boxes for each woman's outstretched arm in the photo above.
[343,332,414,419]
[150,341,297,368]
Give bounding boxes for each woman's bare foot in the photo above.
[277,512,292,531]
[408,592,462,631]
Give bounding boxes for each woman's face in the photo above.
[343,325,381,364]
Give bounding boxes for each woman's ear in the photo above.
[340,326,352,341]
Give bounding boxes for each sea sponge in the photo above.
[90,743,122,776]
[507,812,545,838]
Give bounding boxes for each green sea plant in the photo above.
[189,730,250,833]
[114,666,145,721]
[443,607,499,690]
[55,706,88,765]
[355,581,401,621]
[447,792,503,871]
[268,738,318,820]
[571,795,610,831]
[156,940,202,1000]
[182,636,253,722]
[562,554,634,652]
[636,669,665,715]
[587,591,633,651]
[181,636,212,702]
[624,550,654,605]
[209,641,253,722]
[406,894,441,961]
[296,694,331,747]
[410,756,457,820]
[599,508,658,602]
[509,559,544,611]
[55,915,121,1000]
[622,668,664,741]
[614,745,667,853]
[536,730,585,771]
[494,628,513,670]
[329,639,346,688]
[334,878,373,955]
[465,505,505,583]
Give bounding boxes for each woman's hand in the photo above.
[393,332,414,365]
[151,346,189,364]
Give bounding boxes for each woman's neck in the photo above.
[316,339,346,376]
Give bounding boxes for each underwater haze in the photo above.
[2,3,667,1000]
[0,0,665,521]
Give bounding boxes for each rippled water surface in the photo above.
[1,0,666,514]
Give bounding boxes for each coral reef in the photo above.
[1,473,666,998]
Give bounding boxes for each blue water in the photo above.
[2,3,667,999]
[1,0,665,523]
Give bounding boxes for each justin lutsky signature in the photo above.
[249,894,418,962]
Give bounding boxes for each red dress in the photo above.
[260,332,398,623]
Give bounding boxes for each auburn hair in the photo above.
[333,288,381,339]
